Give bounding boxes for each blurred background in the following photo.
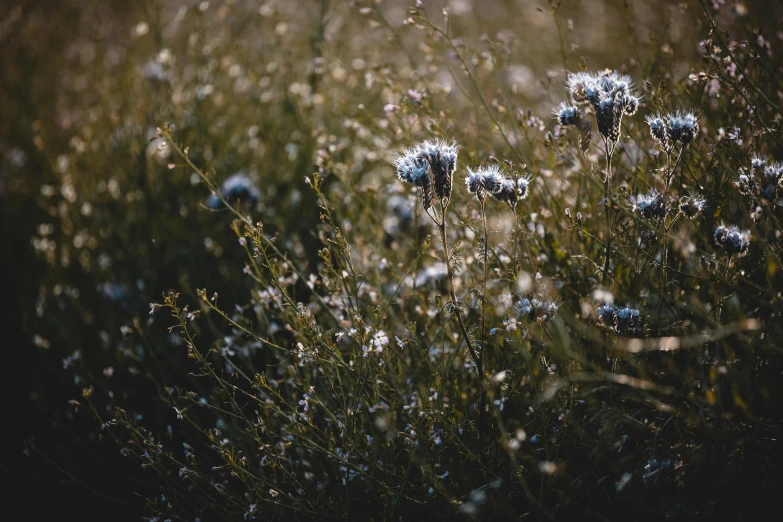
[2,0,776,518]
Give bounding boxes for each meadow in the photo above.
[3,0,783,520]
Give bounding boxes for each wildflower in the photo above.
[515,297,533,317]
[596,304,618,328]
[206,173,261,209]
[465,165,504,202]
[416,139,459,202]
[393,140,459,209]
[596,97,620,143]
[620,92,640,115]
[554,102,581,127]
[714,224,750,256]
[564,70,639,144]
[490,174,531,207]
[632,190,667,220]
[645,114,669,151]
[664,111,699,147]
[678,193,707,219]
[615,306,643,336]
[517,296,558,322]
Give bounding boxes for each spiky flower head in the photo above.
[596,304,618,328]
[554,102,581,127]
[516,296,559,322]
[714,223,750,256]
[750,155,767,173]
[206,173,261,209]
[465,165,504,202]
[615,306,643,336]
[596,97,620,143]
[632,189,667,220]
[665,111,699,147]
[393,140,460,209]
[595,304,643,335]
[415,139,459,202]
[760,162,783,200]
[678,193,707,219]
[645,113,669,150]
[620,93,640,115]
[490,174,531,208]
[394,148,428,184]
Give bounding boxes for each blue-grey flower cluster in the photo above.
[645,111,699,152]
[596,304,643,336]
[553,102,581,127]
[566,71,640,143]
[516,296,559,323]
[206,173,261,209]
[394,140,459,209]
[678,193,707,219]
[464,165,504,202]
[490,175,531,208]
[632,189,667,220]
[714,224,750,256]
[737,155,783,200]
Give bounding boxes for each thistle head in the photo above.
[678,193,707,219]
[632,189,667,220]
[714,223,750,256]
[664,111,699,147]
[465,165,504,202]
[554,102,581,127]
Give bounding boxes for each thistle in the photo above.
[714,224,750,256]
[465,165,504,202]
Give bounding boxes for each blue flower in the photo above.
[206,173,261,209]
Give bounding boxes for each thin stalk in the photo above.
[602,140,614,283]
